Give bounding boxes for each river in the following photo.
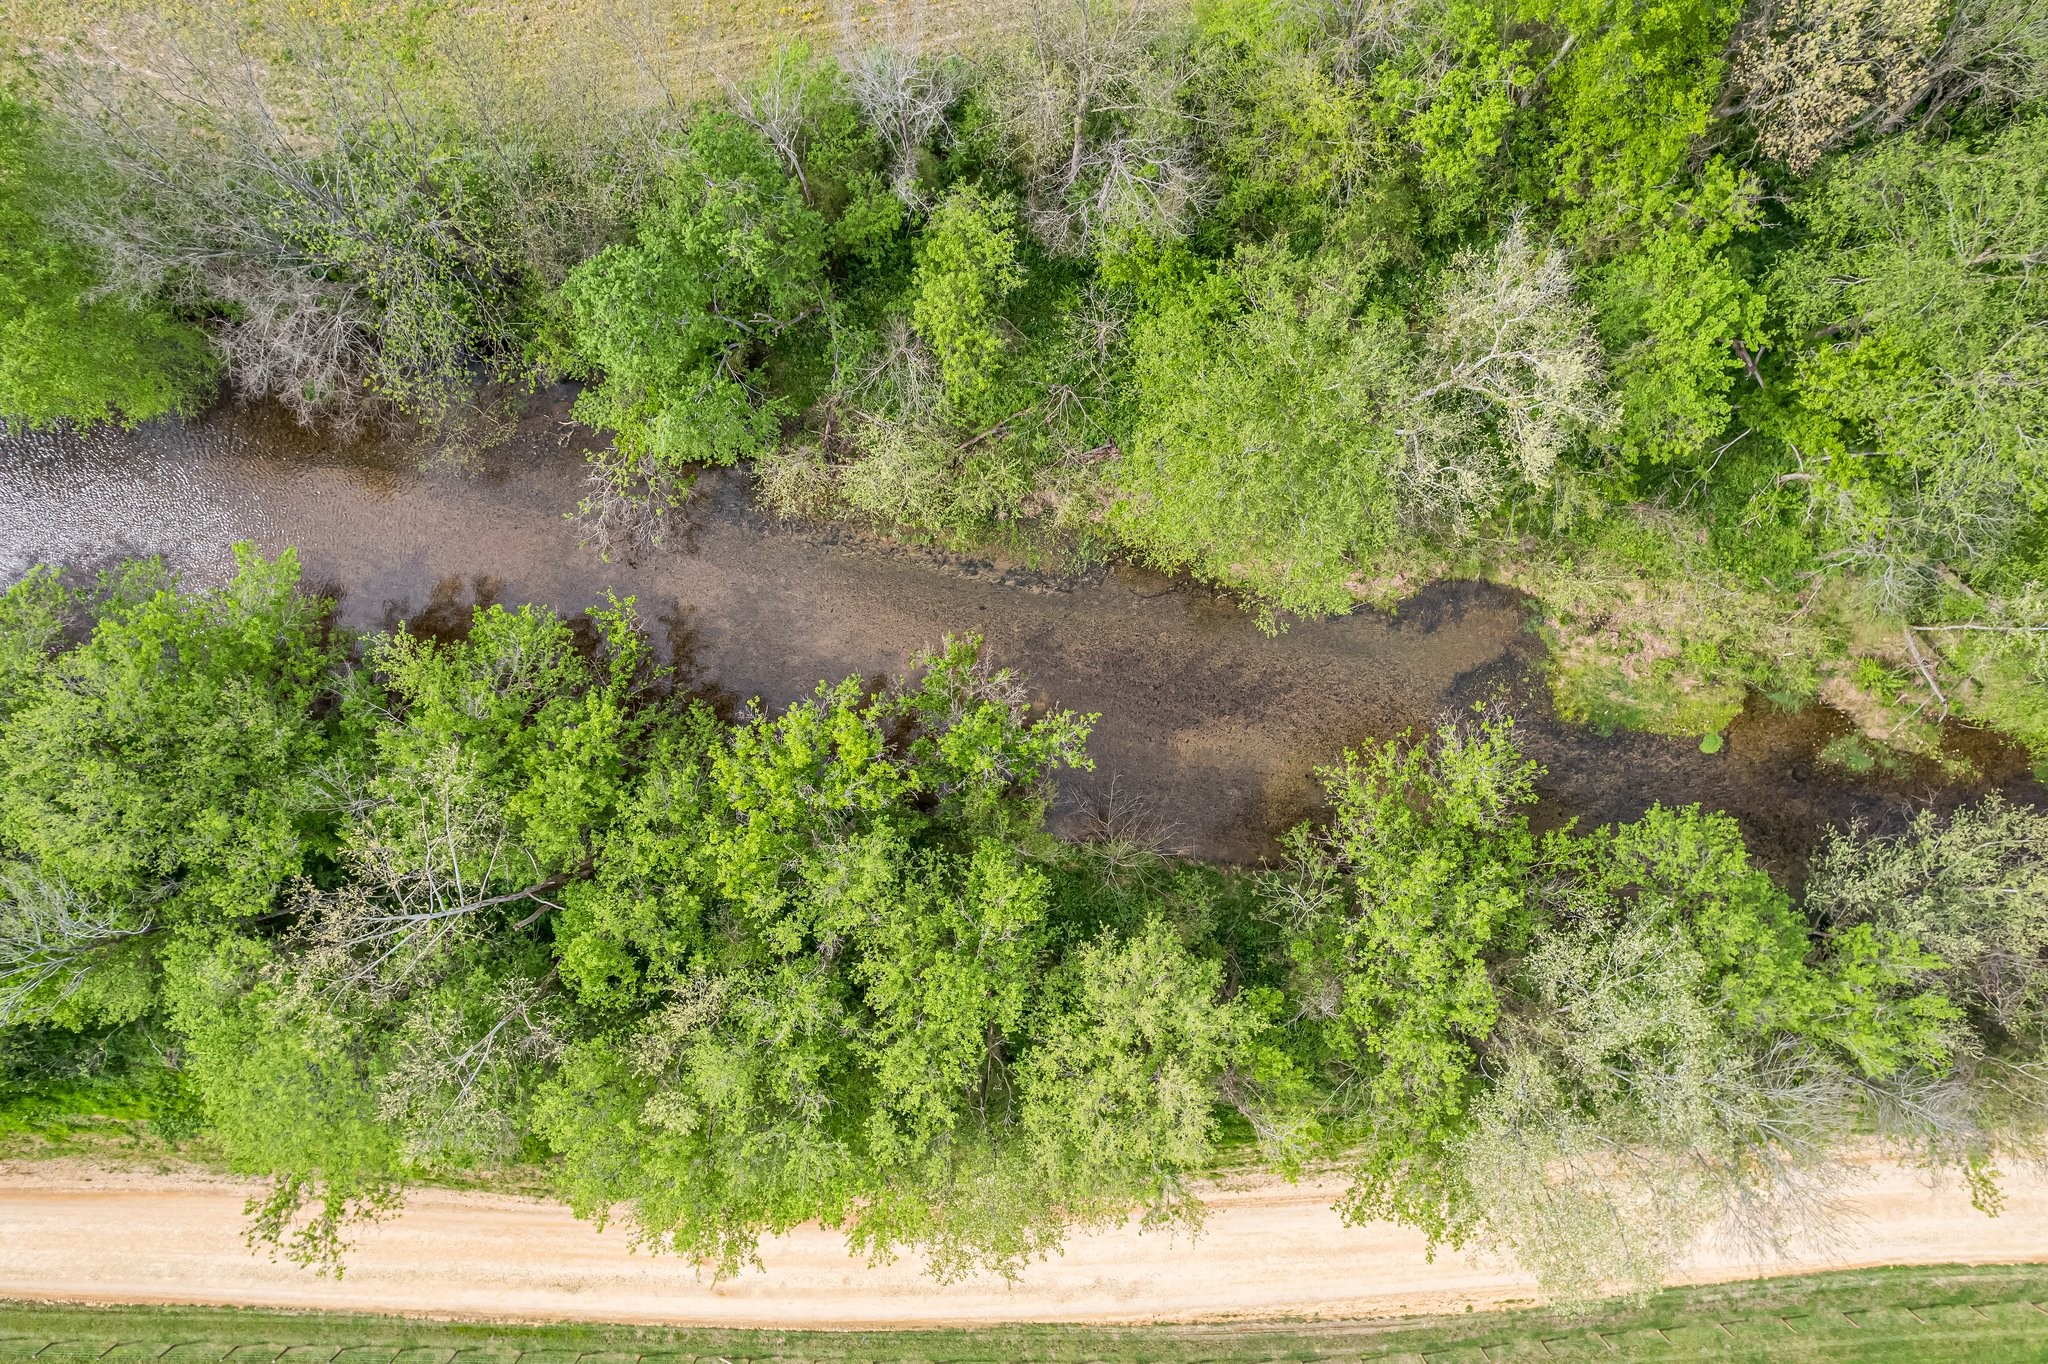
[2,389,2039,873]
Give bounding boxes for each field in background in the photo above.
[0,0,1030,103]
[5,1267,2048,1363]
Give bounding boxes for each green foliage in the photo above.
[1590,164,1768,466]
[1766,117,2048,585]
[911,185,1026,411]
[18,0,2048,762]
[12,0,2048,1304]
[537,638,1148,1280]
[1278,709,1539,1241]
[558,114,827,496]
[1270,710,1970,1302]
[1461,797,1952,1300]
[1372,1,1532,228]
[0,94,214,430]
[1018,921,1270,1235]
[160,932,403,1273]
[1538,805,1952,1077]
[0,548,337,933]
[1810,797,2048,1055]
[1525,0,1747,236]
[0,557,2040,1303]
[1113,240,1406,615]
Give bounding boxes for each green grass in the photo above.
[4,1265,2048,1362]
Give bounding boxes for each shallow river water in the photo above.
[2,390,2039,873]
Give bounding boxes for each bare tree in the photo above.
[726,43,823,200]
[575,454,686,563]
[376,971,565,1164]
[291,745,569,1001]
[1722,0,2048,171]
[1288,0,1428,80]
[1390,219,1612,531]
[985,0,1206,254]
[36,2,663,429]
[1072,775,1181,880]
[1417,219,1612,482]
[846,43,969,208]
[0,869,153,1024]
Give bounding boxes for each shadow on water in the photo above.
[1,392,2040,870]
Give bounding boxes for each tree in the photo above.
[726,42,906,264]
[0,548,339,939]
[159,931,404,1274]
[1766,116,2048,602]
[847,44,969,208]
[40,8,569,429]
[910,185,1028,410]
[1018,920,1272,1236]
[538,637,1113,1279]
[1524,0,1748,240]
[1409,216,1613,503]
[1276,708,1540,1243]
[1588,163,1767,468]
[1810,798,2048,1052]
[1807,797,2048,1198]
[1461,803,1955,1301]
[558,113,828,552]
[1723,0,2048,173]
[1112,239,1410,616]
[1722,0,1949,172]
[1272,711,1961,1303]
[987,0,1205,255]
[1113,217,1607,615]
[1364,0,1534,229]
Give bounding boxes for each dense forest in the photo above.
[3,0,2048,1307]
[2,0,2046,759]
[1,552,2046,1302]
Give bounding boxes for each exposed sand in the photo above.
[3,1162,2046,1328]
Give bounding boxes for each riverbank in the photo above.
[1,394,2039,871]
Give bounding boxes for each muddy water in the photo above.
[2,391,2040,872]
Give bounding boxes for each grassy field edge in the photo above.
[5,1264,2048,1362]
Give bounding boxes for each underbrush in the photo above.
[0,1024,202,1162]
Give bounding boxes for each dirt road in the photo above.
[2,1163,2046,1328]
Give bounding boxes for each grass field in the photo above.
[5,1266,2048,1363]
[0,0,1026,102]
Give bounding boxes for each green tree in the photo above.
[910,185,1026,411]
[1810,797,2048,1053]
[538,637,1108,1279]
[1590,163,1768,467]
[0,549,338,952]
[1019,920,1275,1234]
[1276,709,1540,1242]
[1461,802,1953,1302]
[1766,117,2048,590]
[1524,0,1748,239]
[1112,240,1410,617]
[558,114,828,544]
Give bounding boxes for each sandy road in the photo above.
[2,1163,2047,1328]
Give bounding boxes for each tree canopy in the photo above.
[0,553,2041,1303]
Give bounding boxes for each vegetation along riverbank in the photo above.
[5,0,2048,1319]
[1,553,2047,1306]
[3,0,2047,761]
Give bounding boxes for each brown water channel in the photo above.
[2,390,2040,874]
